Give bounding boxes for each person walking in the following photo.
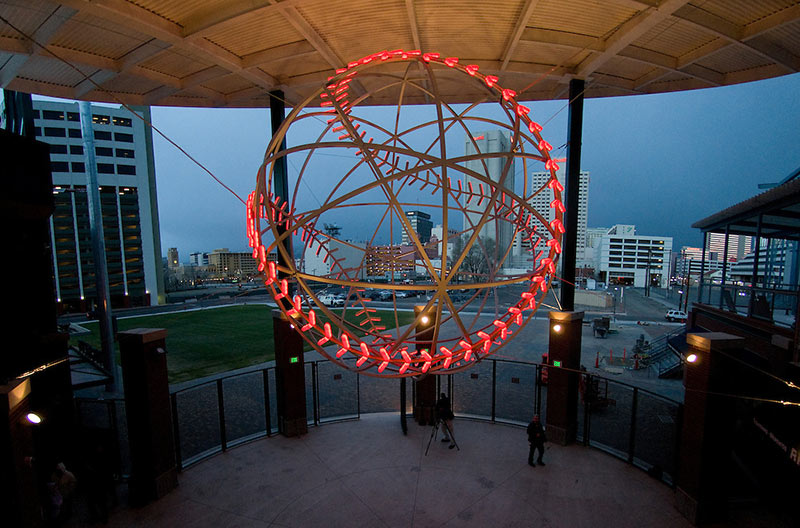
[527,415,546,466]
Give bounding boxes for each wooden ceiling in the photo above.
[0,0,799,108]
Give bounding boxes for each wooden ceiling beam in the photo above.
[54,0,282,92]
[405,0,422,51]
[182,1,280,41]
[518,26,723,89]
[500,0,543,71]
[270,1,365,97]
[742,4,800,40]
[673,4,800,72]
[73,69,116,97]
[242,41,318,69]
[1,5,76,88]
[576,0,691,78]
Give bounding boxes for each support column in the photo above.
[748,215,763,317]
[269,91,292,292]
[413,305,436,425]
[119,328,177,505]
[546,311,584,445]
[272,310,307,436]
[698,233,707,302]
[675,332,743,524]
[561,79,585,312]
[79,101,119,393]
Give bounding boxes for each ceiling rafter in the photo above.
[268,0,367,98]
[242,41,318,70]
[405,0,422,50]
[53,0,283,94]
[500,0,542,71]
[576,0,691,78]
[673,4,800,72]
[182,1,281,41]
[1,5,76,88]
[518,26,722,90]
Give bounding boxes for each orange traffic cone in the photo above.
[595,351,599,368]
[623,347,627,361]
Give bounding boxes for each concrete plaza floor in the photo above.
[101,413,691,528]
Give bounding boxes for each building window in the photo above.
[115,148,135,158]
[67,112,80,122]
[49,144,68,154]
[41,110,65,121]
[92,114,111,125]
[94,130,112,141]
[44,127,66,137]
[114,132,134,143]
[31,109,40,119]
[113,116,132,127]
[96,146,113,157]
[51,161,69,173]
[116,164,136,175]
[70,145,84,155]
[97,163,115,174]
[68,128,82,138]
[71,162,85,173]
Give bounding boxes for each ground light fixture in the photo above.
[685,353,698,363]
[26,412,42,424]
[551,323,563,333]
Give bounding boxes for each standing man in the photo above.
[436,392,455,449]
[527,415,546,466]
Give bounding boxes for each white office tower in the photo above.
[462,130,516,270]
[523,167,590,268]
[706,233,752,262]
[30,100,164,312]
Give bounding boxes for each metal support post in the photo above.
[698,233,707,303]
[79,101,119,393]
[561,79,585,312]
[269,91,293,294]
[748,215,763,316]
[720,228,730,309]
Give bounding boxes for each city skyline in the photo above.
[113,71,800,264]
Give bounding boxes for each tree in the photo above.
[450,235,496,282]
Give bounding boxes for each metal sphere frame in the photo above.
[247,49,565,377]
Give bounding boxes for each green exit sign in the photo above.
[290,356,299,364]
[553,360,562,367]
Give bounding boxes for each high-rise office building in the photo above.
[706,233,752,261]
[462,130,516,269]
[27,100,164,312]
[402,210,432,245]
[525,167,590,266]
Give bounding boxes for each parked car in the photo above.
[665,310,687,322]
[318,294,344,307]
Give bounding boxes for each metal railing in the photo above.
[74,358,682,486]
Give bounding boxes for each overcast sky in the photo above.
[150,72,800,262]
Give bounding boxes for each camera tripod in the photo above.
[425,416,460,455]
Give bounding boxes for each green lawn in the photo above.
[79,305,415,384]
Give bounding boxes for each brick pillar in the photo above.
[675,332,743,525]
[273,310,307,436]
[119,328,177,505]
[546,311,584,445]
